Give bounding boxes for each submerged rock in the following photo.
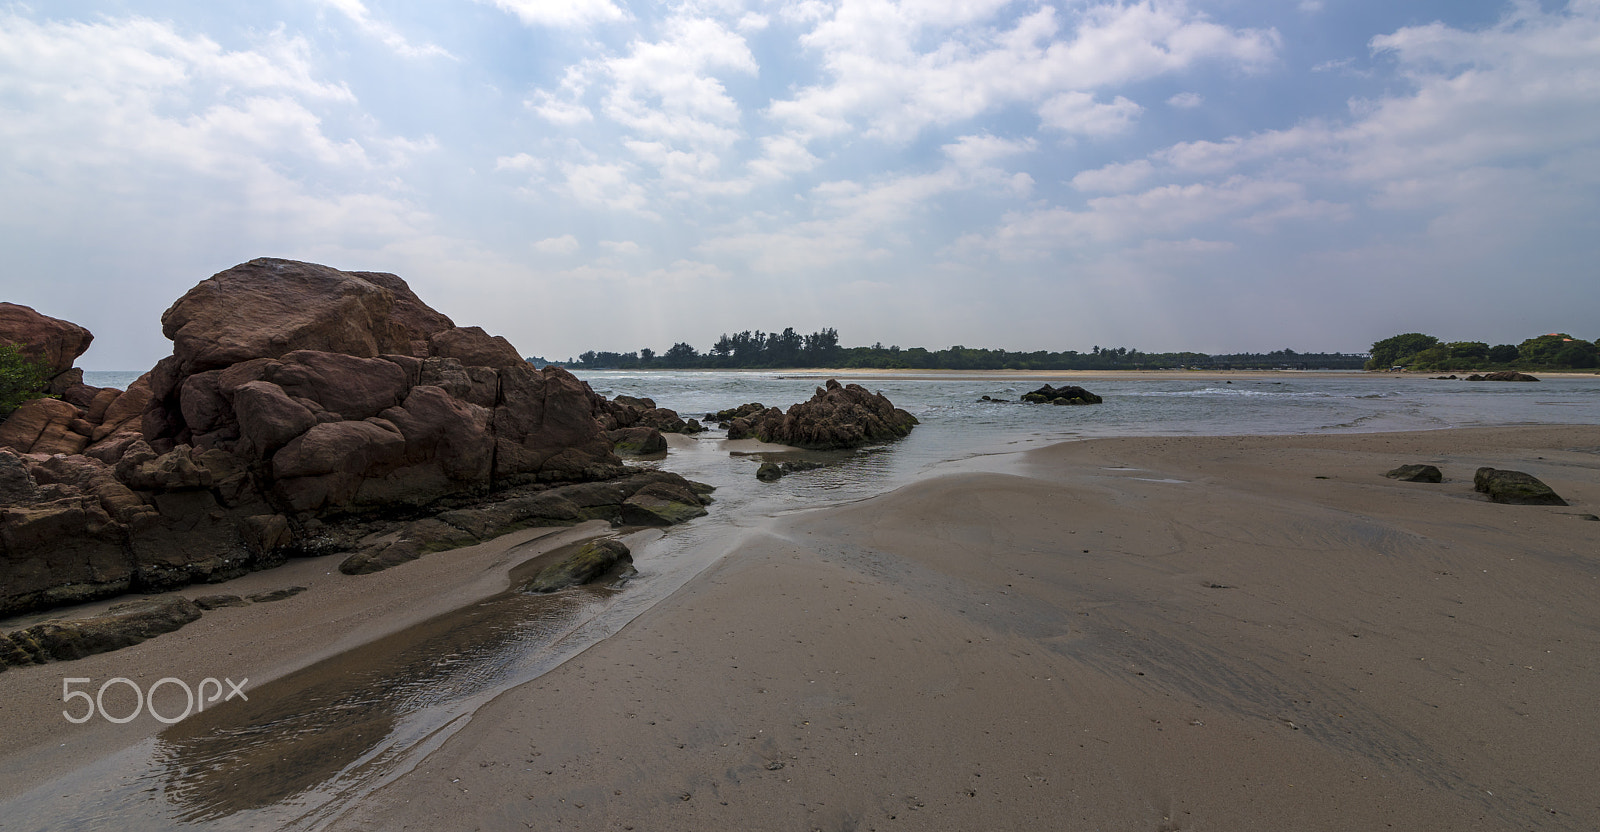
[1465,371,1539,382]
[756,460,826,481]
[1474,468,1566,505]
[1385,464,1443,483]
[522,539,632,593]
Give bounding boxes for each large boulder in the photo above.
[1474,468,1567,505]
[751,380,918,450]
[0,397,90,455]
[0,302,93,377]
[158,258,451,377]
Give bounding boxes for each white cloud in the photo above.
[0,11,443,310]
[942,134,1035,170]
[527,89,594,125]
[533,234,580,254]
[601,240,642,255]
[562,162,659,218]
[488,0,627,28]
[644,259,732,288]
[960,176,1333,260]
[770,1,1277,143]
[1039,91,1143,136]
[600,15,757,147]
[1167,91,1203,108]
[1072,159,1154,193]
[747,134,822,182]
[495,153,544,173]
[319,0,453,59]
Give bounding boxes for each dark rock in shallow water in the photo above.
[744,381,918,450]
[1385,464,1443,483]
[1021,384,1102,405]
[1474,467,1566,505]
[1466,371,1539,382]
[711,403,768,424]
[522,539,632,593]
[756,460,825,481]
[620,481,709,526]
[0,596,202,668]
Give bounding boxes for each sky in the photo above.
[2,0,1597,370]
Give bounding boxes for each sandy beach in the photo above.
[3,424,1597,830]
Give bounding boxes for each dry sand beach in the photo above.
[3,424,1597,831]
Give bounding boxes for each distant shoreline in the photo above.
[563,367,1600,380]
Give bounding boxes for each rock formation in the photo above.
[743,380,918,449]
[708,385,917,450]
[1474,467,1566,505]
[1021,384,1103,405]
[595,394,706,457]
[1465,371,1539,382]
[0,258,711,618]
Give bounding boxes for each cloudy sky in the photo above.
[2,0,1597,369]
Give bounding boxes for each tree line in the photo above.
[1365,332,1600,371]
[558,328,1368,371]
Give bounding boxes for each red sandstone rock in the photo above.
[0,302,93,377]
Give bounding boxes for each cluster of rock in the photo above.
[1021,384,1103,405]
[1384,463,1568,505]
[0,259,711,618]
[1431,372,1540,382]
[598,394,704,456]
[711,380,918,450]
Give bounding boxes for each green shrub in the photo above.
[0,342,53,418]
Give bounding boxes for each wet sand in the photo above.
[0,521,618,797]
[329,425,1600,831]
[4,426,1598,830]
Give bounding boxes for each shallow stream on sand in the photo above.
[4,371,1599,829]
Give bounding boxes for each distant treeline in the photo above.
[1366,332,1600,371]
[545,327,1369,371]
